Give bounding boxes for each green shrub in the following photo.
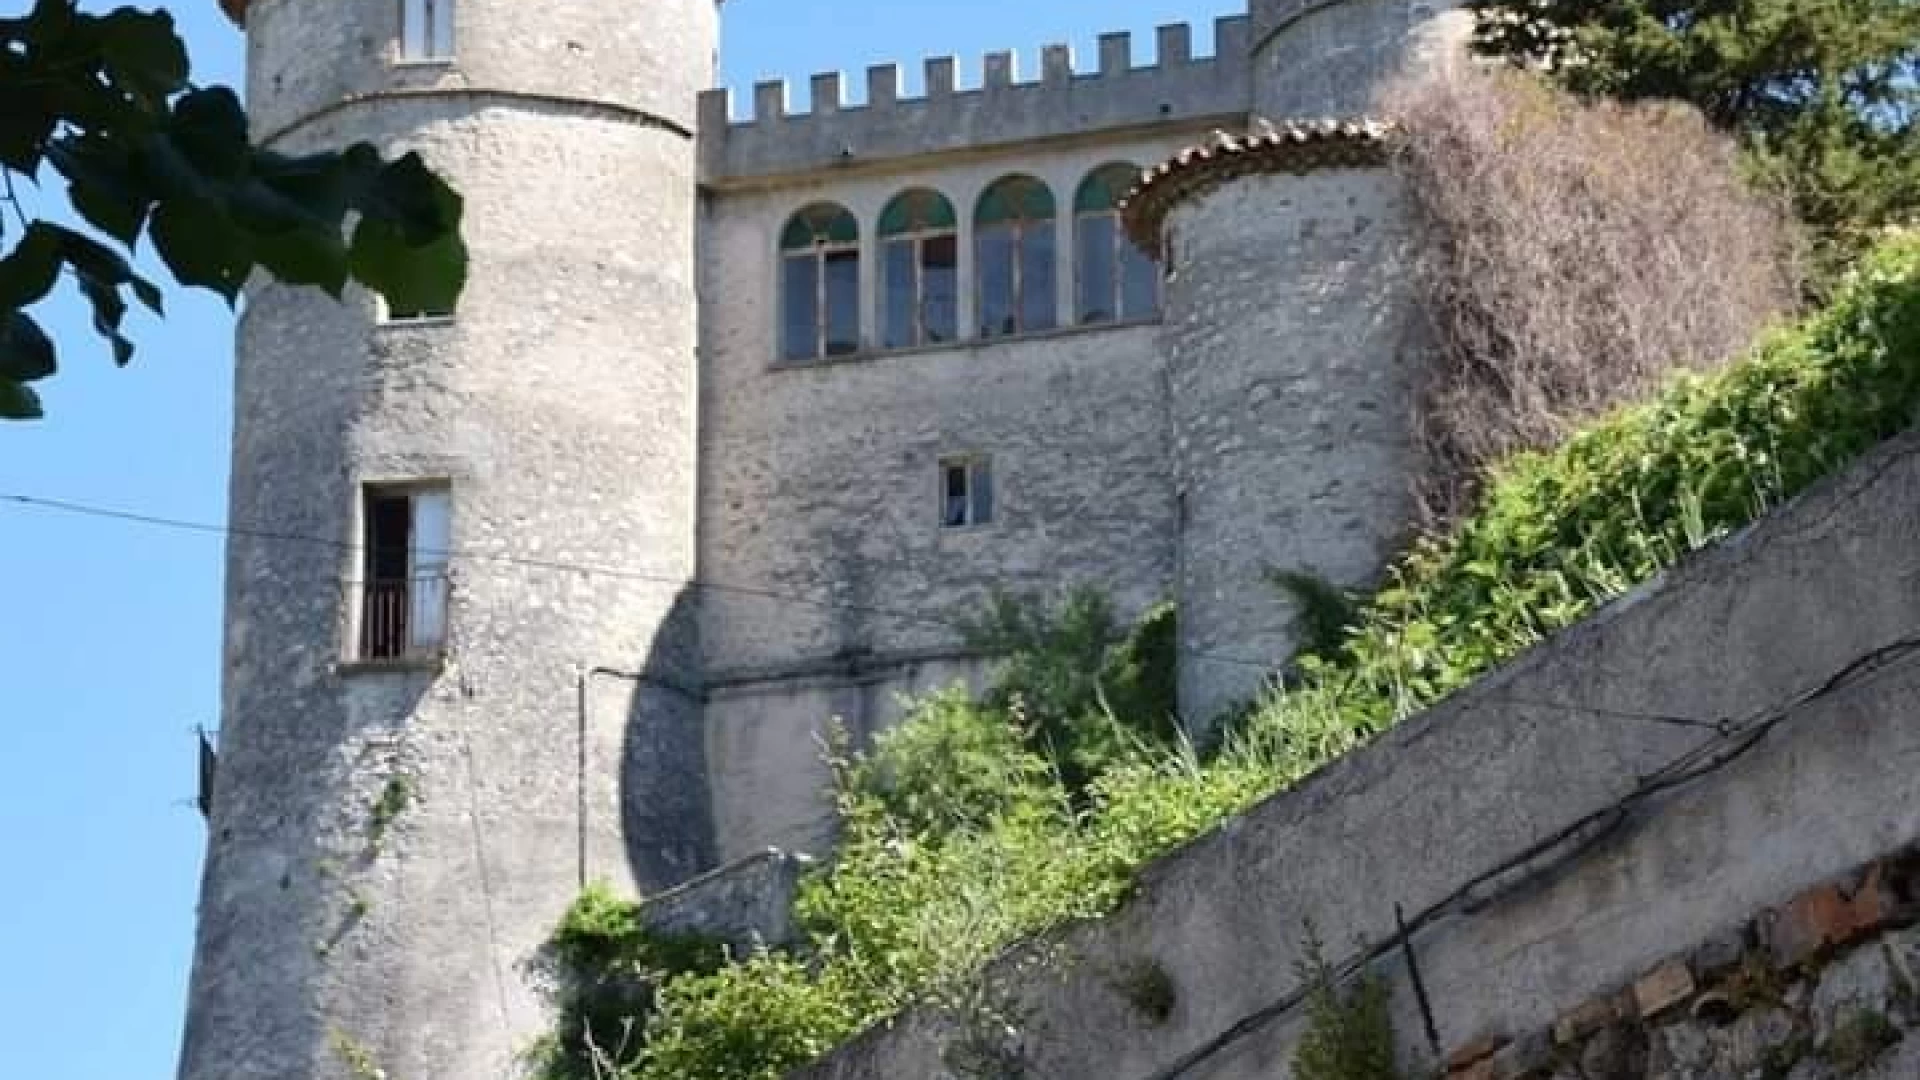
[961,589,1181,793]
[572,235,1920,1080]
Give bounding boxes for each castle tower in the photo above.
[1130,123,1422,724]
[1125,1,1473,723]
[179,2,718,1078]
[1250,0,1470,117]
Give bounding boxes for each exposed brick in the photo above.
[1633,960,1697,1019]
[1446,1033,1507,1071]
[1450,1059,1497,1080]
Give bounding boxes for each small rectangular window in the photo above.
[357,484,451,662]
[399,0,455,62]
[940,457,994,529]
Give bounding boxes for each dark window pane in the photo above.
[1121,239,1161,320]
[1021,221,1056,333]
[1078,214,1118,324]
[824,249,860,356]
[922,234,958,343]
[944,464,970,526]
[978,224,1015,338]
[883,239,916,350]
[781,255,819,361]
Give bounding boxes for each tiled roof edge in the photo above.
[1120,117,1396,250]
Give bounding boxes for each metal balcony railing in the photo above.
[358,575,449,662]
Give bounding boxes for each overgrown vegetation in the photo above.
[546,233,1920,1080]
[533,883,732,1080]
[958,591,1179,796]
[1384,63,1801,520]
[1292,933,1401,1080]
[1469,0,1920,282]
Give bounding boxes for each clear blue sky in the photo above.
[0,0,1222,1074]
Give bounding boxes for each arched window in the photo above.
[780,203,860,362]
[975,176,1057,339]
[1076,164,1160,325]
[879,189,959,349]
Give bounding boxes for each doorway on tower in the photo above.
[357,484,452,662]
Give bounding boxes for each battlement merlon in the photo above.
[698,16,1252,187]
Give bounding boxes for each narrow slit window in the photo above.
[1076,163,1161,325]
[357,485,451,662]
[399,0,455,61]
[940,457,994,529]
[880,189,959,350]
[976,176,1057,339]
[780,203,861,362]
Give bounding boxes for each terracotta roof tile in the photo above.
[1121,118,1396,250]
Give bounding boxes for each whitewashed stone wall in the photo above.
[1162,166,1421,721]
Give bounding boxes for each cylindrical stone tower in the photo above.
[180,2,718,1078]
[1251,0,1470,116]
[1126,123,1421,725]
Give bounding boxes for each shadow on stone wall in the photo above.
[618,585,717,892]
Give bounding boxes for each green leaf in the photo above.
[0,377,43,420]
[170,87,250,181]
[151,198,252,304]
[41,222,163,316]
[0,226,63,310]
[349,216,466,315]
[253,148,374,226]
[0,310,55,382]
[48,137,154,247]
[0,92,55,176]
[75,272,133,366]
[97,8,190,104]
[253,225,348,298]
[357,153,462,243]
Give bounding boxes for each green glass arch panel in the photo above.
[1076,163,1142,214]
[879,189,958,237]
[976,175,1056,226]
[781,203,859,251]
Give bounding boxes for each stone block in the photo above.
[1633,961,1697,1020]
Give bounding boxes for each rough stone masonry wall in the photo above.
[1250,0,1470,118]
[697,17,1250,185]
[789,427,1920,1080]
[697,133,1194,860]
[1443,851,1920,1080]
[180,2,720,1079]
[1163,165,1421,723]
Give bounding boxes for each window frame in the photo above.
[975,175,1058,340]
[1075,163,1161,326]
[397,0,456,63]
[779,203,862,363]
[350,481,453,666]
[879,189,960,351]
[938,455,995,530]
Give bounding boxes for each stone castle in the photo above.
[181,1,1470,1077]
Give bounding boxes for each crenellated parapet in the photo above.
[698,16,1253,185]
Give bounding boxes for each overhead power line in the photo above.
[2,490,1286,671]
